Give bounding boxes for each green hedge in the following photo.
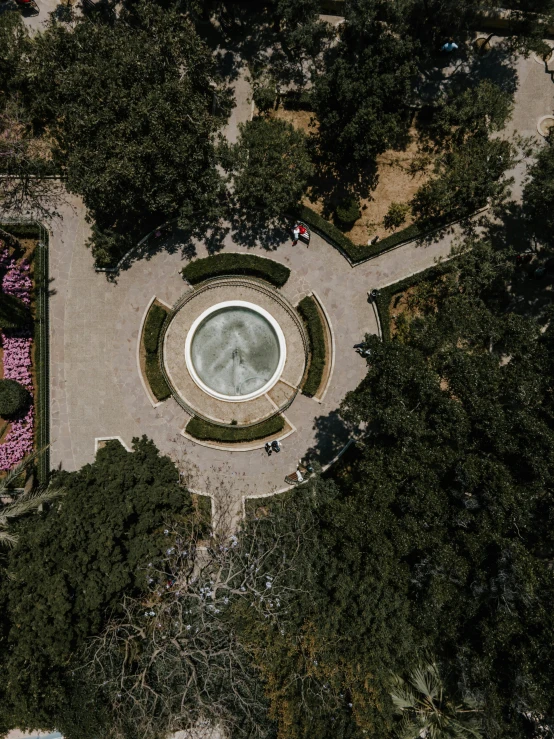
[297,296,326,397]
[182,253,290,287]
[373,261,455,342]
[186,414,285,443]
[144,303,167,354]
[142,302,170,401]
[145,354,171,402]
[34,236,50,483]
[295,205,450,264]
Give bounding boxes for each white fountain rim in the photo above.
[184,300,287,403]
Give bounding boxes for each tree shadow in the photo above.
[229,214,290,250]
[304,409,353,467]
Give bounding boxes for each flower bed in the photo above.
[0,243,34,470]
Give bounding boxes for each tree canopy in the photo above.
[29,1,229,266]
[223,117,313,226]
[233,231,554,739]
[523,137,554,246]
[0,437,192,732]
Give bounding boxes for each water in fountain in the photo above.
[190,306,281,397]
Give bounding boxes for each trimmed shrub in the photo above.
[182,253,290,287]
[383,202,410,231]
[145,354,171,402]
[253,82,277,113]
[282,89,312,111]
[0,379,30,418]
[297,296,326,398]
[186,415,285,443]
[144,303,168,355]
[0,293,31,329]
[335,196,361,229]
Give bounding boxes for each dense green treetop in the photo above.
[523,137,554,246]
[236,233,554,739]
[28,1,229,265]
[223,116,313,225]
[0,437,191,729]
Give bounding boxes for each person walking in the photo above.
[292,224,300,245]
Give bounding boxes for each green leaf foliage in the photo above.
[0,292,30,330]
[145,353,171,402]
[186,415,284,443]
[234,233,554,739]
[143,303,168,355]
[297,295,326,397]
[29,1,228,266]
[523,137,554,246]
[182,252,290,287]
[0,378,30,418]
[224,117,313,225]
[0,437,191,729]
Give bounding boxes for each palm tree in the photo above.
[0,452,64,547]
[390,662,483,739]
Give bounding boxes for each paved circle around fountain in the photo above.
[163,279,307,426]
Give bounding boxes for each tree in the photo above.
[0,11,31,99]
[224,117,313,226]
[0,437,193,731]
[411,81,515,223]
[523,137,554,246]
[232,230,554,739]
[30,1,230,266]
[390,662,483,738]
[83,513,305,739]
[312,2,418,175]
[0,454,64,548]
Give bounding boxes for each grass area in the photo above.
[297,295,326,397]
[373,261,454,342]
[186,414,285,443]
[142,302,171,402]
[182,253,290,287]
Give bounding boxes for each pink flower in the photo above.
[0,242,35,471]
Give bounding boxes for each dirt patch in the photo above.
[269,105,435,246]
[271,107,316,135]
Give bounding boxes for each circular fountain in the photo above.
[185,301,287,402]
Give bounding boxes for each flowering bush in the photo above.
[0,242,35,471]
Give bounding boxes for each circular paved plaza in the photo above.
[163,278,306,426]
[48,197,483,525]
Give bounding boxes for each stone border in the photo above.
[160,277,309,426]
[184,300,287,403]
[94,436,132,453]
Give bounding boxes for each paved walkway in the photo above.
[29,44,554,527]
[47,193,461,526]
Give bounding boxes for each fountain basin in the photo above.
[185,301,287,402]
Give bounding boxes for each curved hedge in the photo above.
[297,296,326,398]
[182,253,290,287]
[0,379,30,418]
[144,303,167,354]
[142,302,170,402]
[186,415,285,443]
[295,204,449,264]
